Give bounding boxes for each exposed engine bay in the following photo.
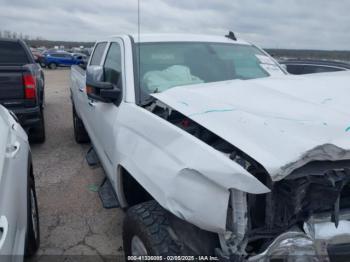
[147,100,350,259]
[248,165,350,255]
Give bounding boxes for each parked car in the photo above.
[42,49,66,54]
[37,50,65,67]
[70,34,350,260]
[71,53,88,63]
[70,48,92,57]
[43,52,85,69]
[280,59,350,75]
[0,38,46,143]
[29,48,43,64]
[0,105,40,260]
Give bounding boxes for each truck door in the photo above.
[85,40,124,182]
[77,42,107,137]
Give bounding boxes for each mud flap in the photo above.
[98,178,120,209]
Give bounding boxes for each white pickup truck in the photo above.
[70,34,350,261]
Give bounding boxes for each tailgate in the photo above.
[0,66,25,100]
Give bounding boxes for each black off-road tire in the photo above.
[73,106,90,143]
[48,63,57,70]
[25,176,40,256]
[123,201,182,257]
[29,110,46,144]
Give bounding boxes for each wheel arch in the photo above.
[117,166,222,255]
[123,200,221,256]
[116,165,154,209]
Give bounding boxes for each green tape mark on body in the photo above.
[88,184,99,192]
[190,108,236,117]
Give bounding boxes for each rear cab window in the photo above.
[90,42,107,66]
[103,42,123,105]
[0,41,29,65]
[104,43,122,86]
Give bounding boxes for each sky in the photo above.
[0,0,349,50]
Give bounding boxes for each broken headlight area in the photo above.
[245,164,350,259]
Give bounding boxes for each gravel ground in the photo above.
[27,69,125,261]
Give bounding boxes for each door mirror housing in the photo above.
[79,61,87,70]
[86,66,121,103]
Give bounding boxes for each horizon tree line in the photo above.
[0,30,44,41]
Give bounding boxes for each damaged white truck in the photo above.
[70,34,350,261]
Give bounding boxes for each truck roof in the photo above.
[109,34,251,45]
[0,38,24,43]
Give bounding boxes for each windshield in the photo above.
[0,42,29,65]
[135,42,284,102]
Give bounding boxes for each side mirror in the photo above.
[79,62,87,70]
[86,66,121,103]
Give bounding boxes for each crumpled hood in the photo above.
[152,71,350,181]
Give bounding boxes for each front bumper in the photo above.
[248,215,350,262]
[248,231,320,262]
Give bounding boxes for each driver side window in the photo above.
[104,43,122,87]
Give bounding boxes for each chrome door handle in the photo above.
[6,141,20,158]
[88,101,95,107]
[79,88,84,93]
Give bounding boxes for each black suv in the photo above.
[0,39,45,143]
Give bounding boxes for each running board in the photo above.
[86,147,100,167]
[98,178,120,209]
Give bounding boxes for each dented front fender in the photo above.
[115,104,269,232]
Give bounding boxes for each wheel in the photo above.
[73,106,90,143]
[29,110,46,143]
[48,63,57,70]
[123,201,182,256]
[25,176,40,256]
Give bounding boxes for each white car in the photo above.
[70,33,350,261]
[0,105,39,261]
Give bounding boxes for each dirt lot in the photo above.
[28,69,125,261]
